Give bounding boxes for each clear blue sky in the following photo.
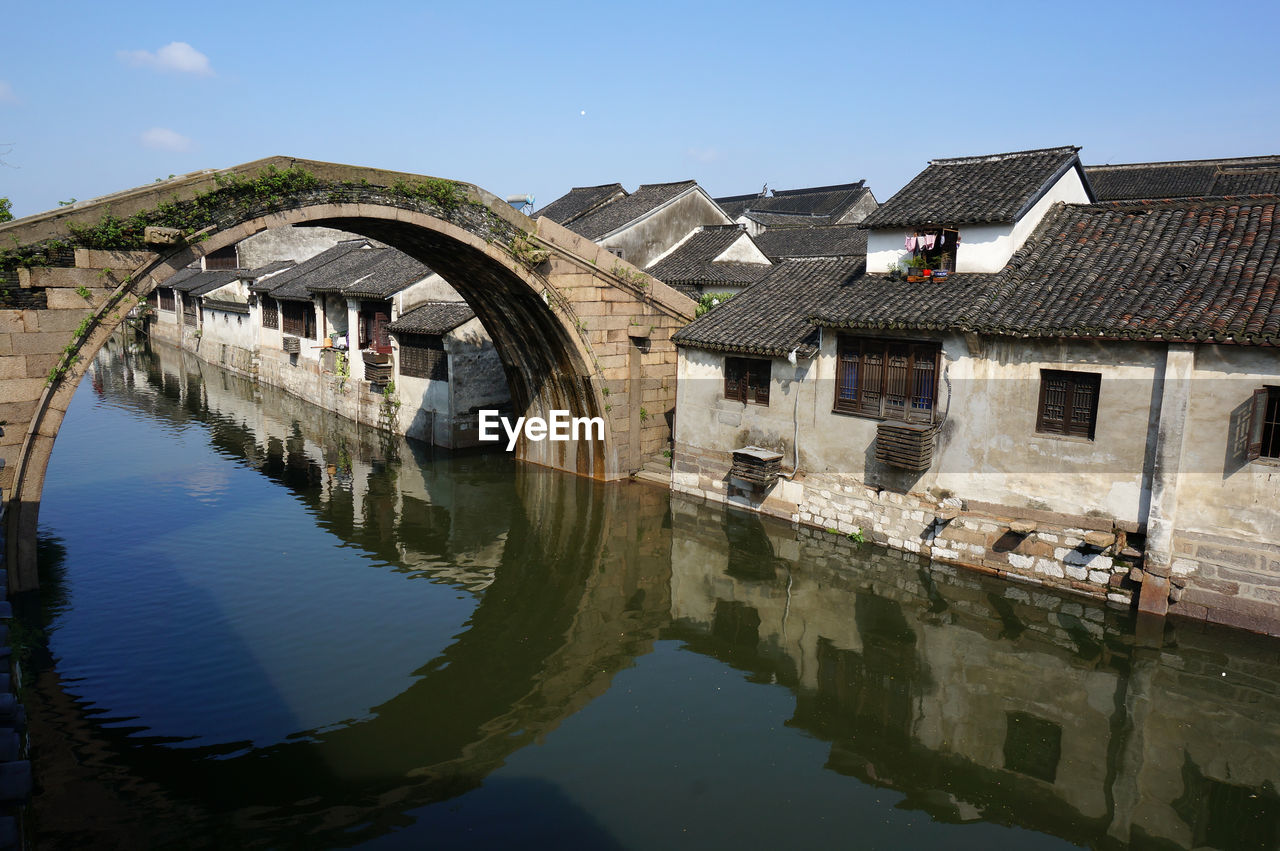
[2,0,1277,217]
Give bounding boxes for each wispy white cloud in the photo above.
[0,81,18,104]
[118,42,213,76]
[686,146,721,164]
[140,127,194,152]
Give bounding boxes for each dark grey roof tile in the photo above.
[753,225,867,260]
[387,302,475,335]
[862,146,1083,228]
[646,226,772,288]
[534,183,626,225]
[569,180,699,239]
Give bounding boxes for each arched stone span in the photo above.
[0,158,694,591]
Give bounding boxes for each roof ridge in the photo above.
[567,182,625,191]
[931,146,1080,165]
[770,181,866,196]
[1086,154,1280,171]
[634,179,697,189]
[1087,193,1280,211]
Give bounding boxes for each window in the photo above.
[182,297,198,327]
[1036,370,1100,439]
[724,356,770,405]
[281,301,316,339]
[261,296,279,330]
[908,227,960,275]
[204,245,238,270]
[399,334,449,381]
[157,287,175,311]
[835,336,940,423]
[359,301,391,354]
[1248,387,1280,461]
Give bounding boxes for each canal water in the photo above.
[19,337,1280,849]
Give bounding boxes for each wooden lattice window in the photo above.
[1036,370,1100,439]
[1247,387,1280,461]
[182,297,198,327]
[157,287,175,311]
[399,334,448,381]
[281,301,316,339]
[261,296,279,330]
[724,356,770,405]
[835,336,940,423]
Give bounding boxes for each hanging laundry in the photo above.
[905,235,917,252]
[921,233,936,251]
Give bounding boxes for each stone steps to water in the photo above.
[632,453,672,486]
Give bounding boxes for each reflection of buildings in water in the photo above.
[668,497,1280,849]
[98,339,511,592]
[46,340,676,846]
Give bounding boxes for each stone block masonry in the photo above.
[672,445,1138,608]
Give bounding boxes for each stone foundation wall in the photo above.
[1167,531,1280,634]
[673,445,1137,608]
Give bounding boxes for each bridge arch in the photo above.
[0,158,694,590]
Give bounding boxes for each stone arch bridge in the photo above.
[0,157,694,590]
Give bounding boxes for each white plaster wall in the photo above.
[713,233,771,266]
[866,167,1091,275]
[201,308,257,350]
[598,190,732,269]
[235,225,363,269]
[1176,345,1280,543]
[395,273,467,314]
[676,334,1166,526]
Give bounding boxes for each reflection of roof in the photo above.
[387,302,476,335]
[862,146,1084,228]
[1085,155,1280,201]
[673,257,864,358]
[646,226,772,292]
[534,183,625,226]
[753,225,866,260]
[569,180,699,239]
[815,196,1280,346]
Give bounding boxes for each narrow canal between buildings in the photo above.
[18,336,1280,849]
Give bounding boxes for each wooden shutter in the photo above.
[1247,387,1268,461]
[835,341,859,413]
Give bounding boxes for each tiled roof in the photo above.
[534,183,625,226]
[1085,155,1280,201]
[167,267,244,294]
[569,180,699,239]
[753,225,867,260]
[713,192,763,219]
[340,252,431,299]
[251,240,372,299]
[814,196,1280,346]
[244,259,295,280]
[673,257,864,358]
[646,226,772,289]
[862,146,1084,228]
[719,182,872,228]
[250,239,428,302]
[387,302,475,335]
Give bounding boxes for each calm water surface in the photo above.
[21,338,1280,849]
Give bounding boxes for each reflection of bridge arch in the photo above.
[33,347,675,845]
[0,158,694,589]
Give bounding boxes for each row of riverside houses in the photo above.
[141,176,873,459]
[145,228,510,448]
[668,147,1280,634]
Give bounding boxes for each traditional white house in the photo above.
[673,146,1280,634]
